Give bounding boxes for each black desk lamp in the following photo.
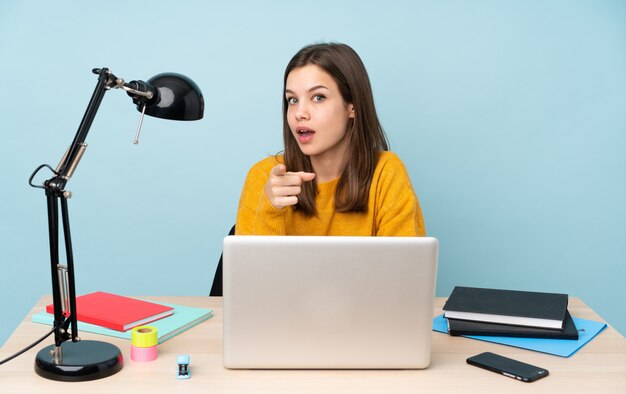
[28,67,203,381]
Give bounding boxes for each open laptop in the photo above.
[222,236,439,369]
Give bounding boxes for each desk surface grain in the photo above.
[1,296,625,394]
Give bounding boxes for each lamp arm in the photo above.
[47,68,116,192]
[43,67,119,349]
[41,67,157,349]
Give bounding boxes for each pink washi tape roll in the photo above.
[131,344,158,362]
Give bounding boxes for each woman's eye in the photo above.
[286,97,297,105]
[313,95,326,103]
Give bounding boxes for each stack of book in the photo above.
[442,286,579,339]
[46,291,175,331]
[34,291,214,343]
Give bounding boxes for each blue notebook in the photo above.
[32,301,213,344]
[432,314,606,357]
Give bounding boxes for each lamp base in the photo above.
[35,340,123,381]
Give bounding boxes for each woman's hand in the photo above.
[264,164,316,209]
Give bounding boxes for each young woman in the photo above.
[235,43,425,236]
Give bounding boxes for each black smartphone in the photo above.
[466,352,549,382]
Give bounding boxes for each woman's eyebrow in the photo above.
[285,85,329,95]
[307,85,328,92]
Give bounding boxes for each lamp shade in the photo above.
[141,73,204,121]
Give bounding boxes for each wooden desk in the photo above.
[1,297,624,393]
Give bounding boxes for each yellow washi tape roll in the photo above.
[131,325,158,348]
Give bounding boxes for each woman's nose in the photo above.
[295,102,310,121]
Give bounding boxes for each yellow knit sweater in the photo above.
[235,151,425,236]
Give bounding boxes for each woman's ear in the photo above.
[348,104,355,118]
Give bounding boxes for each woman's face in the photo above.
[285,65,354,165]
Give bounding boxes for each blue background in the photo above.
[1,0,624,348]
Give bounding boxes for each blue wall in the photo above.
[1,0,624,348]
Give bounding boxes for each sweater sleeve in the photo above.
[374,154,426,237]
[235,158,288,235]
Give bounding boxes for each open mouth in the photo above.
[296,128,315,142]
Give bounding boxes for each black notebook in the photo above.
[447,310,578,339]
[443,286,568,329]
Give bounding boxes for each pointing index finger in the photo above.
[286,171,316,182]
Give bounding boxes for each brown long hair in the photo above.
[283,43,389,216]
